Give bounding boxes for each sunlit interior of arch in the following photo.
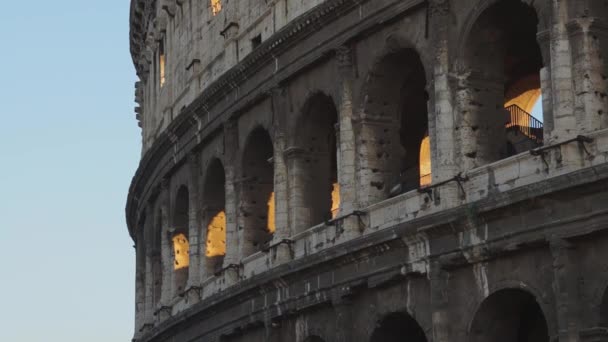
[419,135,431,187]
[331,183,340,219]
[211,0,222,15]
[172,233,190,270]
[206,211,226,257]
[159,41,166,87]
[267,192,276,233]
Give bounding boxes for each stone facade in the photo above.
[127,0,608,341]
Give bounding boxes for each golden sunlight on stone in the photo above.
[331,183,340,219]
[211,0,222,16]
[267,192,276,233]
[173,233,190,270]
[206,211,226,257]
[419,136,431,187]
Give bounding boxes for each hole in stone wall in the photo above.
[159,39,166,87]
[241,127,275,256]
[203,159,226,274]
[370,312,427,342]
[251,34,262,50]
[464,0,544,164]
[293,93,339,231]
[172,185,190,292]
[419,134,431,187]
[469,289,549,342]
[365,48,429,198]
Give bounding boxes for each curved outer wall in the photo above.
[128,0,608,341]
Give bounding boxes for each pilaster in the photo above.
[550,238,582,342]
[430,259,450,342]
[549,0,577,142]
[223,120,240,268]
[567,17,608,134]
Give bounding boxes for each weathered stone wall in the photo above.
[127,0,608,341]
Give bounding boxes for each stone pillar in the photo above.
[549,0,577,142]
[336,46,358,213]
[355,118,398,207]
[223,120,240,268]
[142,219,155,331]
[550,238,582,342]
[456,75,508,171]
[158,179,174,321]
[285,147,310,234]
[538,30,556,141]
[331,293,354,342]
[567,17,608,134]
[271,128,292,263]
[134,227,146,337]
[429,0,458,181]
[335,45,362,237]
[185,152,201,304]
[430,260,450,342]
[220,0,240,68]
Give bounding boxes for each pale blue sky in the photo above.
[0,1,139,341]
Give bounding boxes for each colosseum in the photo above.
[127,0,608,341]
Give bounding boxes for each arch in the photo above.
[469,288,549,342]
[370,312,428,342]
[458,0,544,169]
[240,126,275,257]
[202,158,226,275]
[172,185,190,293]
[360,46,430,200]
[290,92,339,232]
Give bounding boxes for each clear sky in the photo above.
[0,1,139,341]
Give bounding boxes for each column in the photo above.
[550,238,582,342]
[538,30,555,141]
[272,127,292,263]
[567,17,608,133]
[336,46,358,213]
[185,152,202,304]
[158,179,174,321]
[222,120,241,284]
[430,260,450,342]
[285,147,310,234]
[429,0,459,180]
[134,227,146,337]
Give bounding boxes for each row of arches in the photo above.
[299,289,549,342]
[148,0,550,300]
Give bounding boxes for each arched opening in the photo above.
[240,127,274,257]
[172,185,190,293]
[203,159,226,275]
[461,0,544,169]
[291,93,339,232]
[370,312,427,342]
[470,289,549,342]
[363,47,430,200]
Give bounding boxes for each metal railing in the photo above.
[505,104,544,145]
